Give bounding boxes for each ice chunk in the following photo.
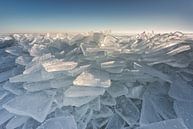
[3,92,54,122]
[110,70,156,82]
[100,35,118,48]
[150,95,176,120]
[92,118,109,128]
[137,118,188,129]
[77,109,93,129]
[64,86,105,97]
[74,104,89,121]
[115,96,140,125]
[169,76,193,102]
[50,76,73,88]
[89,97,101,111]
[107,81,128,98]
[54,106,73,117]
[15,55,32,66]
[174,100,193,129]
[22,118,41,129]
[70,34,84,45]
[0,37,14,48]
[67,64,90,76]
[166,45,191,56]
[42,60,78,72]
[5,46,24,56]
[63,96,97,107]
[23,63,43,74]
[93,105,113,119]
[0,109,14,125]
[0,55,16,73]
[9,70,54,83]
[101,60,126,68]
[140,93,164,125]
[23,80,51,92]
[30,44,49,57]
[100,92,116,106]
[140,82,175,125]
[105,114,124,129]
[134,63,172,83]
[23,76,72,92]
[73,69,111,87]
[80,43,106,58]
[6,116,29,129]
[101,60,126,73]
[3,81,25,95]
[0,90,8,100]
[0,94,15,110]
[126,85,145,99]
[37,116,77,129]
[0,67,18,82]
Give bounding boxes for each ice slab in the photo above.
[134,63,172,83]
[126,85,145,99]
[105,114,124,129]
[9,70,54,83]
[101,60,126,73]
[174,100,193,129]
[65,86,105,97]
[89,97,101,111]
[140,93,163,125]
[3,92,54,122]
[100,91,116,106]
[23,76,73,92]
[74,104,89,121]
[37,116,77,129]
[15,55,32,66]
[0,109,14,125]
[169,76,193,102]
[76,109,93,129]
[0,90,9,100]
[115,96,140,125]
[63,96,97,107]
[6,116,29,129]
[5,46,24,56]
[3,81,25,95]
[42,60,78,72]
[107,81,128,98]
[73,69,111,87]
[137,118,188,129]
[93,105,113,119]
[0,94,15,110]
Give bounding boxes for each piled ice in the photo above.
[0,32,193,129]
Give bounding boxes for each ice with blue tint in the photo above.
[137,118,188,129]
[36,116,77,129]
[0,32,192,129]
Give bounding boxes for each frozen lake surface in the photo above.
[0,32,193,129]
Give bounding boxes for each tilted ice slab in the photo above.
[137,118,188,129]
[37,116,77,129]
[42,60,78,72]
[73,69,111,87]
[3,92,54,122]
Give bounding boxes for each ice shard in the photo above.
[115,96,140,125]
[137,118,188,129]
[73,69,111,87]
[3,92,54,122]
[37,116,77,129]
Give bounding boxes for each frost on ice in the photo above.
[0,32,193,129]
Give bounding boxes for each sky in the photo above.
[0,0,193,33]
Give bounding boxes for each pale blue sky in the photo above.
[0,0,193,33]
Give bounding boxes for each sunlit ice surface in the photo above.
[0,31,193,129]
